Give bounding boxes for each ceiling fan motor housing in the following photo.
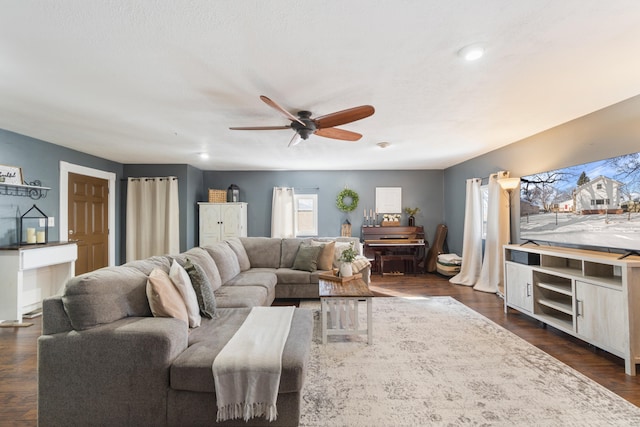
[292,111,317,139]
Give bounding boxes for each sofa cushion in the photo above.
[123,256,172,275]
[225,237,251,271]
[169,260,201,328]
[202,243,241,284]
[214,285,270,308]
[225,271,277,292]
[170,308,313,394]
[240,237,281,268]
[62,266,151,331]
[173,247,223,291]
[184,259,217,319]
[280,238,303,268]
[275,268,313,285]
[292,244,322,272]
[310,240,335,271]
[146,268,189,325]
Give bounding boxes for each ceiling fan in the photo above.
[230,96,375,147]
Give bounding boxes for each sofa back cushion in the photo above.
[122,255,172,275]
[239,237,282,268]
[173,247,223,291]
[62,266,151,331]
[202,243,241,284]
[226,237,251,271]
[280,238,303,268]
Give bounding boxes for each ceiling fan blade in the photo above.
[288,133,302,147]
[314,105,375,129]
[229,126,291,130]
[260,95,305,126]
[314,127,362,141]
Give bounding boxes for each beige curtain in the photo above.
[473,171,511,294]
[271,187,295,238]
[450,178,483,287]
[126,177,180,262]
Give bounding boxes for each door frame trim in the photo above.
[59,161,116,267]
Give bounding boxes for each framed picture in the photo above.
[375,187,402,213]
[0,165,23,185]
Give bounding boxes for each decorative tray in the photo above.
[318,272,363,283]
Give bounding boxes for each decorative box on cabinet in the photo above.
[504,244,640,375]
[198,202,247,246]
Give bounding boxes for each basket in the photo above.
[208,189,227,203]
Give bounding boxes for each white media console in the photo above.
[503,243,640,375]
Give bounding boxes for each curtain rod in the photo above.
[120,177,178,182]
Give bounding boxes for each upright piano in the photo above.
[362,226,428,275]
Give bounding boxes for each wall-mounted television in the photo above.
[519,151,640,255]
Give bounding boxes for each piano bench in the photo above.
[380,254,418,276]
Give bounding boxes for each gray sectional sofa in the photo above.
[38,236,367,426]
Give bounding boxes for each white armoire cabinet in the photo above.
[198,202,247,245]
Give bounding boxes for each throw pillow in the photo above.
[292,244,323,272]
[146,268,189,325]
[184,258,217,318]
[169,260,201,328]
[311,240,336,271]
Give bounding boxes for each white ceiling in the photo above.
[2,1,640,171]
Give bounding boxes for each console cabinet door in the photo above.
[575,280,626,355]
[199,204,223,245]
[505,262,533,313]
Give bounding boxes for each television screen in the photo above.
[519,151,640,253]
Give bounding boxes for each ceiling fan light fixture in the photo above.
[377,142,391,149]
[198,152,210,160]
[457,43,485,61]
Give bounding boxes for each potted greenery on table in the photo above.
[339,242,358,277]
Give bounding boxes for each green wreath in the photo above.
[336,188,359,213]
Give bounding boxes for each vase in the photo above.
[339,262,353,277]
[408,215,415,226]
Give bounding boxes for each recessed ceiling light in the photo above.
[199,152,210,160]
[377,142,391,149]
[457,44,485,61]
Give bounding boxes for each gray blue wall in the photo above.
[444,94,640,255]
[203,170,444,242]
[0,129,123,260]
[3,92,640,264]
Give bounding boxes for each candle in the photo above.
[36,231,46,244]
[369,209,373,218]
[364,208,366,218]
[26,228,36,244]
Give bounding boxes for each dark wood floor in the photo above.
[2,274,639,426]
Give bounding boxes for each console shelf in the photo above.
[504,243,640,376]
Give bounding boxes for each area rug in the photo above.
[299,297,640,426]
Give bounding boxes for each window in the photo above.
[294,194,318,236]
[596,183,603,190]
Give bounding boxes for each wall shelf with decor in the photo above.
[0,181,50,199]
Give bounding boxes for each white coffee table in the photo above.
[319,277,374,344]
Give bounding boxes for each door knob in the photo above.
[69,230,74,235]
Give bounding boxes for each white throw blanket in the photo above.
[213,306,295,422]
